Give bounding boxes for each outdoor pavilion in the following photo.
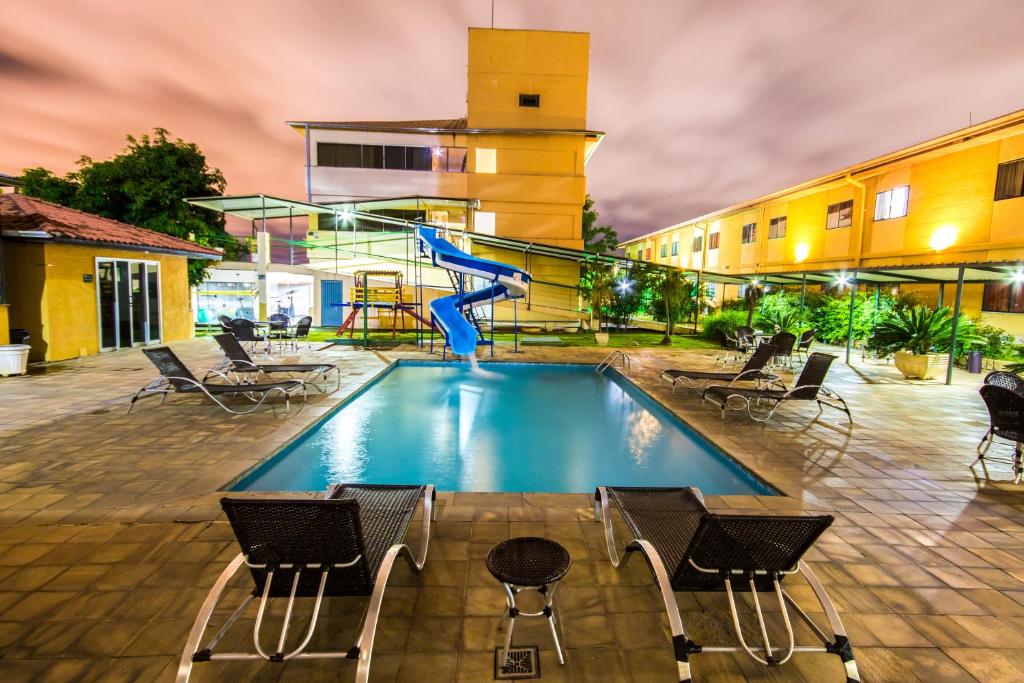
[698,261,1024,384]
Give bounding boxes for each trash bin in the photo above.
[9,329,29,345]
[967,350,983,374]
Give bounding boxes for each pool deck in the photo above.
[1,338,1023,681]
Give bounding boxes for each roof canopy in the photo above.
[699,261,1024,287]
[187,194,339,220]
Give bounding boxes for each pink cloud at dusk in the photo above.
[3,0,1024,239]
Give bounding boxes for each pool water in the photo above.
[233,362,775,495]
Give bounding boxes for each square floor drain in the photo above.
[494,646,540,679]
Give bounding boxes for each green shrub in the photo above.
[701,309,748,340]
[974,322,1015,359]
[865,305,983,357]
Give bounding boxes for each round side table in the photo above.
[486,536,572,667]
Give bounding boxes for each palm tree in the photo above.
[658,269,689,345]
[744,284,764,328]
[586,268,615,333]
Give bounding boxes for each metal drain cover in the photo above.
[494,646,540,679]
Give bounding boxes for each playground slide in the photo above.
[415,226,531,356]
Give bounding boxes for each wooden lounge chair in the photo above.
[660,343,781,392]
[702,352,851,422]
[973,382,1024,483]
[210,333,339,391]
[177,484,435,683]
[129,346,306,415]
[594,486,860,683]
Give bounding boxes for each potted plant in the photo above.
[586,268,615,346]
[867,305,981,379]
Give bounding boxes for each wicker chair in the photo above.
[267,313,291,340]
[129,346,306,415]
[594,486,859,682]
[716,330,751,365]
[209,333,339,391]
[176,484,435,683]
[767,331,797,369]
[275,315,313,351]
[984,370,1024,395]
[661,343,782,392]
[973,384,1024,483]
[218,315,234,333]
[229,318,263,353]
[702,352,850,422]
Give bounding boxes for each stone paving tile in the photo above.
[0,338,1021,680]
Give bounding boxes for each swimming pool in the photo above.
[232,362,775,495]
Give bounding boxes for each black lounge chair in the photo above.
[973,383,1024,483]
[794,329,815,363]
[177,484,435,683]
[984,370,1024,394]
[594,486,859,683]
[129,346,306,415]
[218,315,234,333]
[703,352,851,422]
[210,333,339,391]
[767,331,797,369]
[660,343,781,392]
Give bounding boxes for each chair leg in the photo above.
[176,554,247,683]
[798,561,860,682]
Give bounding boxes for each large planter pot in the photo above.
[0,344,31,377]
[594,332,610,346]
[893,351,948,380]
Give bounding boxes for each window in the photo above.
[874,186,909,220]
[741,223,756,244]
[644,248,651,260]
[768,216,786,239]
[826,199,854,229]
[519,93,541,108]
[708,232,720,249]
[982,282,1024,312]
[995,159,1024,200]
[706,283,716,298]
[671,241,678,256]
[691,235,703,253]
[317,143,467,173]
[659,244,667,258]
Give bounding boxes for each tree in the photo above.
[743,284,764,327]
[581,194,619,254]
[584,267,615,332]
[21,128,243,286]
[653,269,688,345]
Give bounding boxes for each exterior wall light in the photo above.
[929,225,956,251]
[794,243,810,263]
[1013,271,1024,283]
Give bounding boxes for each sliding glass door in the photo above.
[96,258,161,350]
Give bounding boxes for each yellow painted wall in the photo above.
[3,241,195,362]
[0,305,9,345]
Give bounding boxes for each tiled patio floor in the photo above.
[1,337,1023,681]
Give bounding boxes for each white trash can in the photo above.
[0,345,31,376]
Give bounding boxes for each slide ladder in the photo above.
[415,226,531,357]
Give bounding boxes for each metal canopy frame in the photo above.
[705,260,1024,386]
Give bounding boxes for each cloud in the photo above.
[2,0,1024,241]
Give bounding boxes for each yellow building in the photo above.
[620,108,1024,334]
[288,27,602,323]
[0,194,221,361]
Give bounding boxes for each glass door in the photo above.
[96,258,161,350]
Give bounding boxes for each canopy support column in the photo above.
[800,274,807,317]
[257,195,268,321]
[693,270,702,334]
[845,274,856,365]
[946,267,965,386]
[937,282,945,308]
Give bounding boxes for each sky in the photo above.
[3,1,1024,240]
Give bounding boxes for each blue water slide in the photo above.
[415,226,531,356]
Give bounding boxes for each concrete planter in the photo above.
[594,332,610,346]
[893,351,948,380]
[0,344,31,377]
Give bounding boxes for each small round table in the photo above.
[486,537,571,667]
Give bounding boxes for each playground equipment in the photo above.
[335,270,434,338]
[415,226,531,357]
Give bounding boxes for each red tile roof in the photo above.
[0,194,222,259]
[289,118,468,132]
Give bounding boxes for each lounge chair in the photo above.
[660,343,781,392]
[594,486,860,683]
[984,370,1024,394]
[129,346,306,415]
[176,484,435,683]
[794,329,815,363]
[210,333,339,391]
[973,383,1024,483]
[702,352,851,422]
[218,315,234,333]
[767,331,797,369]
